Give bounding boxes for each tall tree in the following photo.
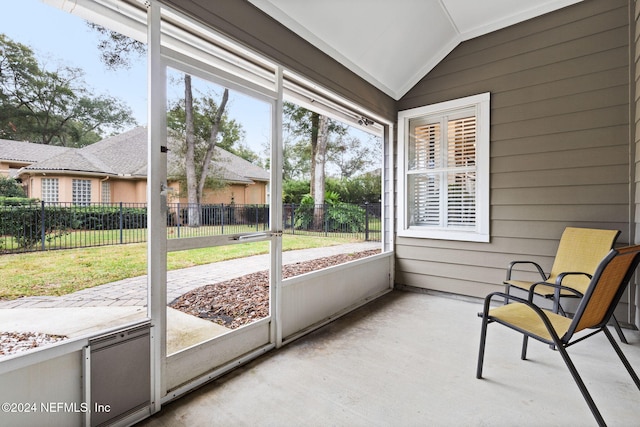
[283,102,348,227]
[182,76,229,226]
[166,79,242,226]
[0,34,135,146]
[312,115,330,223]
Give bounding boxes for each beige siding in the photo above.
[111,179,147,204]
[191,182,268,205]
[634,0,640,327]
[396,0,632,301]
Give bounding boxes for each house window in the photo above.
[72,179,92,205]
[41,178,59,203]
[101,181,111,203]
[398,93,490,242]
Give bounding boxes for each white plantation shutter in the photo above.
[410,122,440,170]
[447,117,476,168]
[409,174,440,226]
[446,116,476,228]
[407,112,478,230]
[447,171,476,227]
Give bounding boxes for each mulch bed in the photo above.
[0,332,67,357]
[169,249,380,329]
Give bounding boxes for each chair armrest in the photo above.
[529,280,584,302]
[481,291,547,316]
[555,271,591,287]
[506,260,547,281]
[480,291,565,344]
[478,291,531,317]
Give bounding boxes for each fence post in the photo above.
[364,202,369,241]
[291,204,295,235]
[221,203,225,234]
[255,205,259,231]
[324,203,328,237]
[119,202,124,244]
[177,203,180,238]
[40,200,46,251]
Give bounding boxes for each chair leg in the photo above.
[477,315,489,379]
[521,335,528,360]
[555,341,607,427]
[503,283,510,305]
[609,315,628,344]
[603,327,640,390]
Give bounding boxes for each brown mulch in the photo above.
[0,332,67,357]
[169,249,380,329]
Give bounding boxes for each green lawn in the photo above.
[0,235,359,300]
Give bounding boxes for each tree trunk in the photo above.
[184,74,200,227]
[312,115,329,229]
[197,88,229,202]
[309,112,319,200]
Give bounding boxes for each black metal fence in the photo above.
[0,201,381,254]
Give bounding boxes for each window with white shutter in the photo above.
[398,93,490,242]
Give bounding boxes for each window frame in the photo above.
[101,180,111,203]
[41,178,59,203]
[397,92,490,242]
[72,178,92,206]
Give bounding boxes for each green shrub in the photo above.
[0,196,37,206]
[325,202,366,233]
[293,194,366,232]
[0,177,26,198]
[0,202,69,249]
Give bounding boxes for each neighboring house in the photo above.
[0,126,269,205]
[0,140,69,180]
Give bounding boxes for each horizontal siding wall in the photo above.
[634,0,640,328]
[396,0,632,299]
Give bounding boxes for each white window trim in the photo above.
[397,92,490,242]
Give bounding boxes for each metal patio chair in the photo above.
[478,245,640,427]
[504,227,627,343]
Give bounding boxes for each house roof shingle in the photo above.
[7,126,269,184]
[0,139,71,164]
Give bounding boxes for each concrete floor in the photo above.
[137,290,640,427]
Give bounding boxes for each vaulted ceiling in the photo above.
[249,0,584,100]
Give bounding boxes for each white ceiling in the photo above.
[249,0,584,100]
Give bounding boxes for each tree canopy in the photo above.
[0,33,136,146]
[282,102,381,204]
[167,81,244,205]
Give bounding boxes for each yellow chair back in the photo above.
[548,227,619,292]
[573,245,640,333]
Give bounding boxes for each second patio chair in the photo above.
[503,227,626,342]
[478,245,640,427]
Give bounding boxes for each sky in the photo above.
[2,0,272,156]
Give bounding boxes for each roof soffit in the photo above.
[248,0,584,100]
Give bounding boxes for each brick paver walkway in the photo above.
[0,242,380,309]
